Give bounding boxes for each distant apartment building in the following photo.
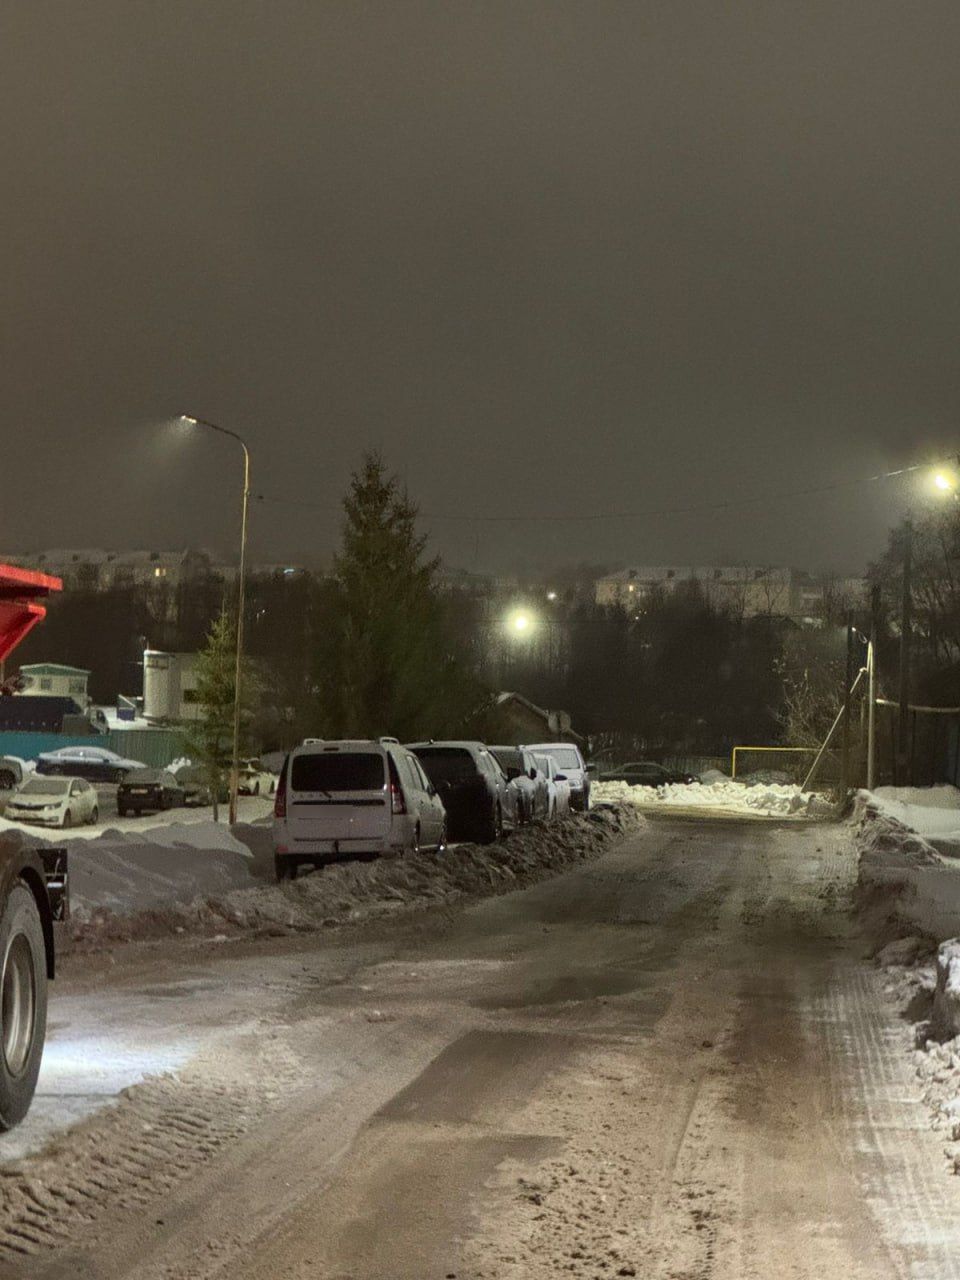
[595,565,866,622]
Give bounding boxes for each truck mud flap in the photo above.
[38,846,69,922]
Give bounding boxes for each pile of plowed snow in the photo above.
[0,822,260,925]
[594,778,835,818]
[48,804,644,943]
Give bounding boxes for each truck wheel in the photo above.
[0,884,47,1131]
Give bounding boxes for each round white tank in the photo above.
[143,650,180,721]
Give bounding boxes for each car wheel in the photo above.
[113,770,124,784]
[89,806,99,825]
[0,884,48,1131]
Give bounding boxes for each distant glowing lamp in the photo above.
[546,590,558,602]
[932,468,958,495]
[507,608,536,637]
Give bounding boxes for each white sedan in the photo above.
[533,753,572,820]
[237,759,277,796]
[4,776,99,828]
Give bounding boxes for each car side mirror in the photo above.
[528,768,537,780]
[555,773,567,782]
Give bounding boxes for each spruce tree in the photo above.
[185,610,235,821]
[318,453,488,740]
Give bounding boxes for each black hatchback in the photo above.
[117,768,186,816]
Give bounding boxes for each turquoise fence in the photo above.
[0,728,187,769]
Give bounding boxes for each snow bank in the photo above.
[934,940,960,1041]
[0,824,258,924]
[855,790,960,942]
[593,778,835,819]
[865,785,960,856]
[64,804,645,943]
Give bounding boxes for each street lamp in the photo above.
[179,413,250,825]
[506,608,535,636]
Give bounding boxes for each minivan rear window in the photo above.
[547,748,581,770]
[291,752,385,792]
[412,748,476,784]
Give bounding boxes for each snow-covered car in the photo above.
[35,745,147,783]
[0,756,24,791]
[4,775,99,828]
[237,758,276,796]
[525,742,591,811]
[490,746,549,824]
[533,753,571,820]
[171,763,220,806]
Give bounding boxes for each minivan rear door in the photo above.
[288,750,389,845]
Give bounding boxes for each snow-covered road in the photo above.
[2,814,960,1278]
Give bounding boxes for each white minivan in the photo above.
[273,737,447,880]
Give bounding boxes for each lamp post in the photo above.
[180,414,250,825]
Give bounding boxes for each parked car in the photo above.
[4,775,98,828]
[238,758,276,796]
[533,753,572,820]
[35,745,147,783]
[117,768,186,816]
[0,756,24,791]
[490,746,549,824]
[409,741,518,843]
[525,742,591,811]
[602,761,699,787]
[171,763,214,806]
[273,737,447,880]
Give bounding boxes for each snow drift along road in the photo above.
[37,804,646,943]
[594,777,835,818]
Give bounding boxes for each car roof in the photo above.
[408,741,486,751]
[524,742,581,752]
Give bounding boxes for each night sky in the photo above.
[3,2,959,575]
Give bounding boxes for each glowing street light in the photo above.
[932,467,959,496]
[506,608,536,637]
[179,413,250,825]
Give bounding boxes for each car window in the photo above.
[291,752,385,792]
[548,747,582,770]
[412,748,477,784]
[412,759,433,791]
[20,778,69,796]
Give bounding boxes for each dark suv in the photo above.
[409,741,518,843]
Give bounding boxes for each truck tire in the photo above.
[0,884,47,1131]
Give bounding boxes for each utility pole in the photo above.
[866,584,880,790]
[896,520,913,785]
[841,618,855,793]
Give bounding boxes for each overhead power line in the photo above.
[252,463,927,525]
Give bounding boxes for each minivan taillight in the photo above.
[388,759,407,814]
[274,763,288,819]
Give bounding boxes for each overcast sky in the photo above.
[2,2,959,575]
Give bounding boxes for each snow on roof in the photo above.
[19,663,90,676]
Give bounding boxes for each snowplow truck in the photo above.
[0,564,69,1129]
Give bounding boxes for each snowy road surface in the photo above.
[2,816,960,1277]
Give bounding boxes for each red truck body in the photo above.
[0,563,63,665]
